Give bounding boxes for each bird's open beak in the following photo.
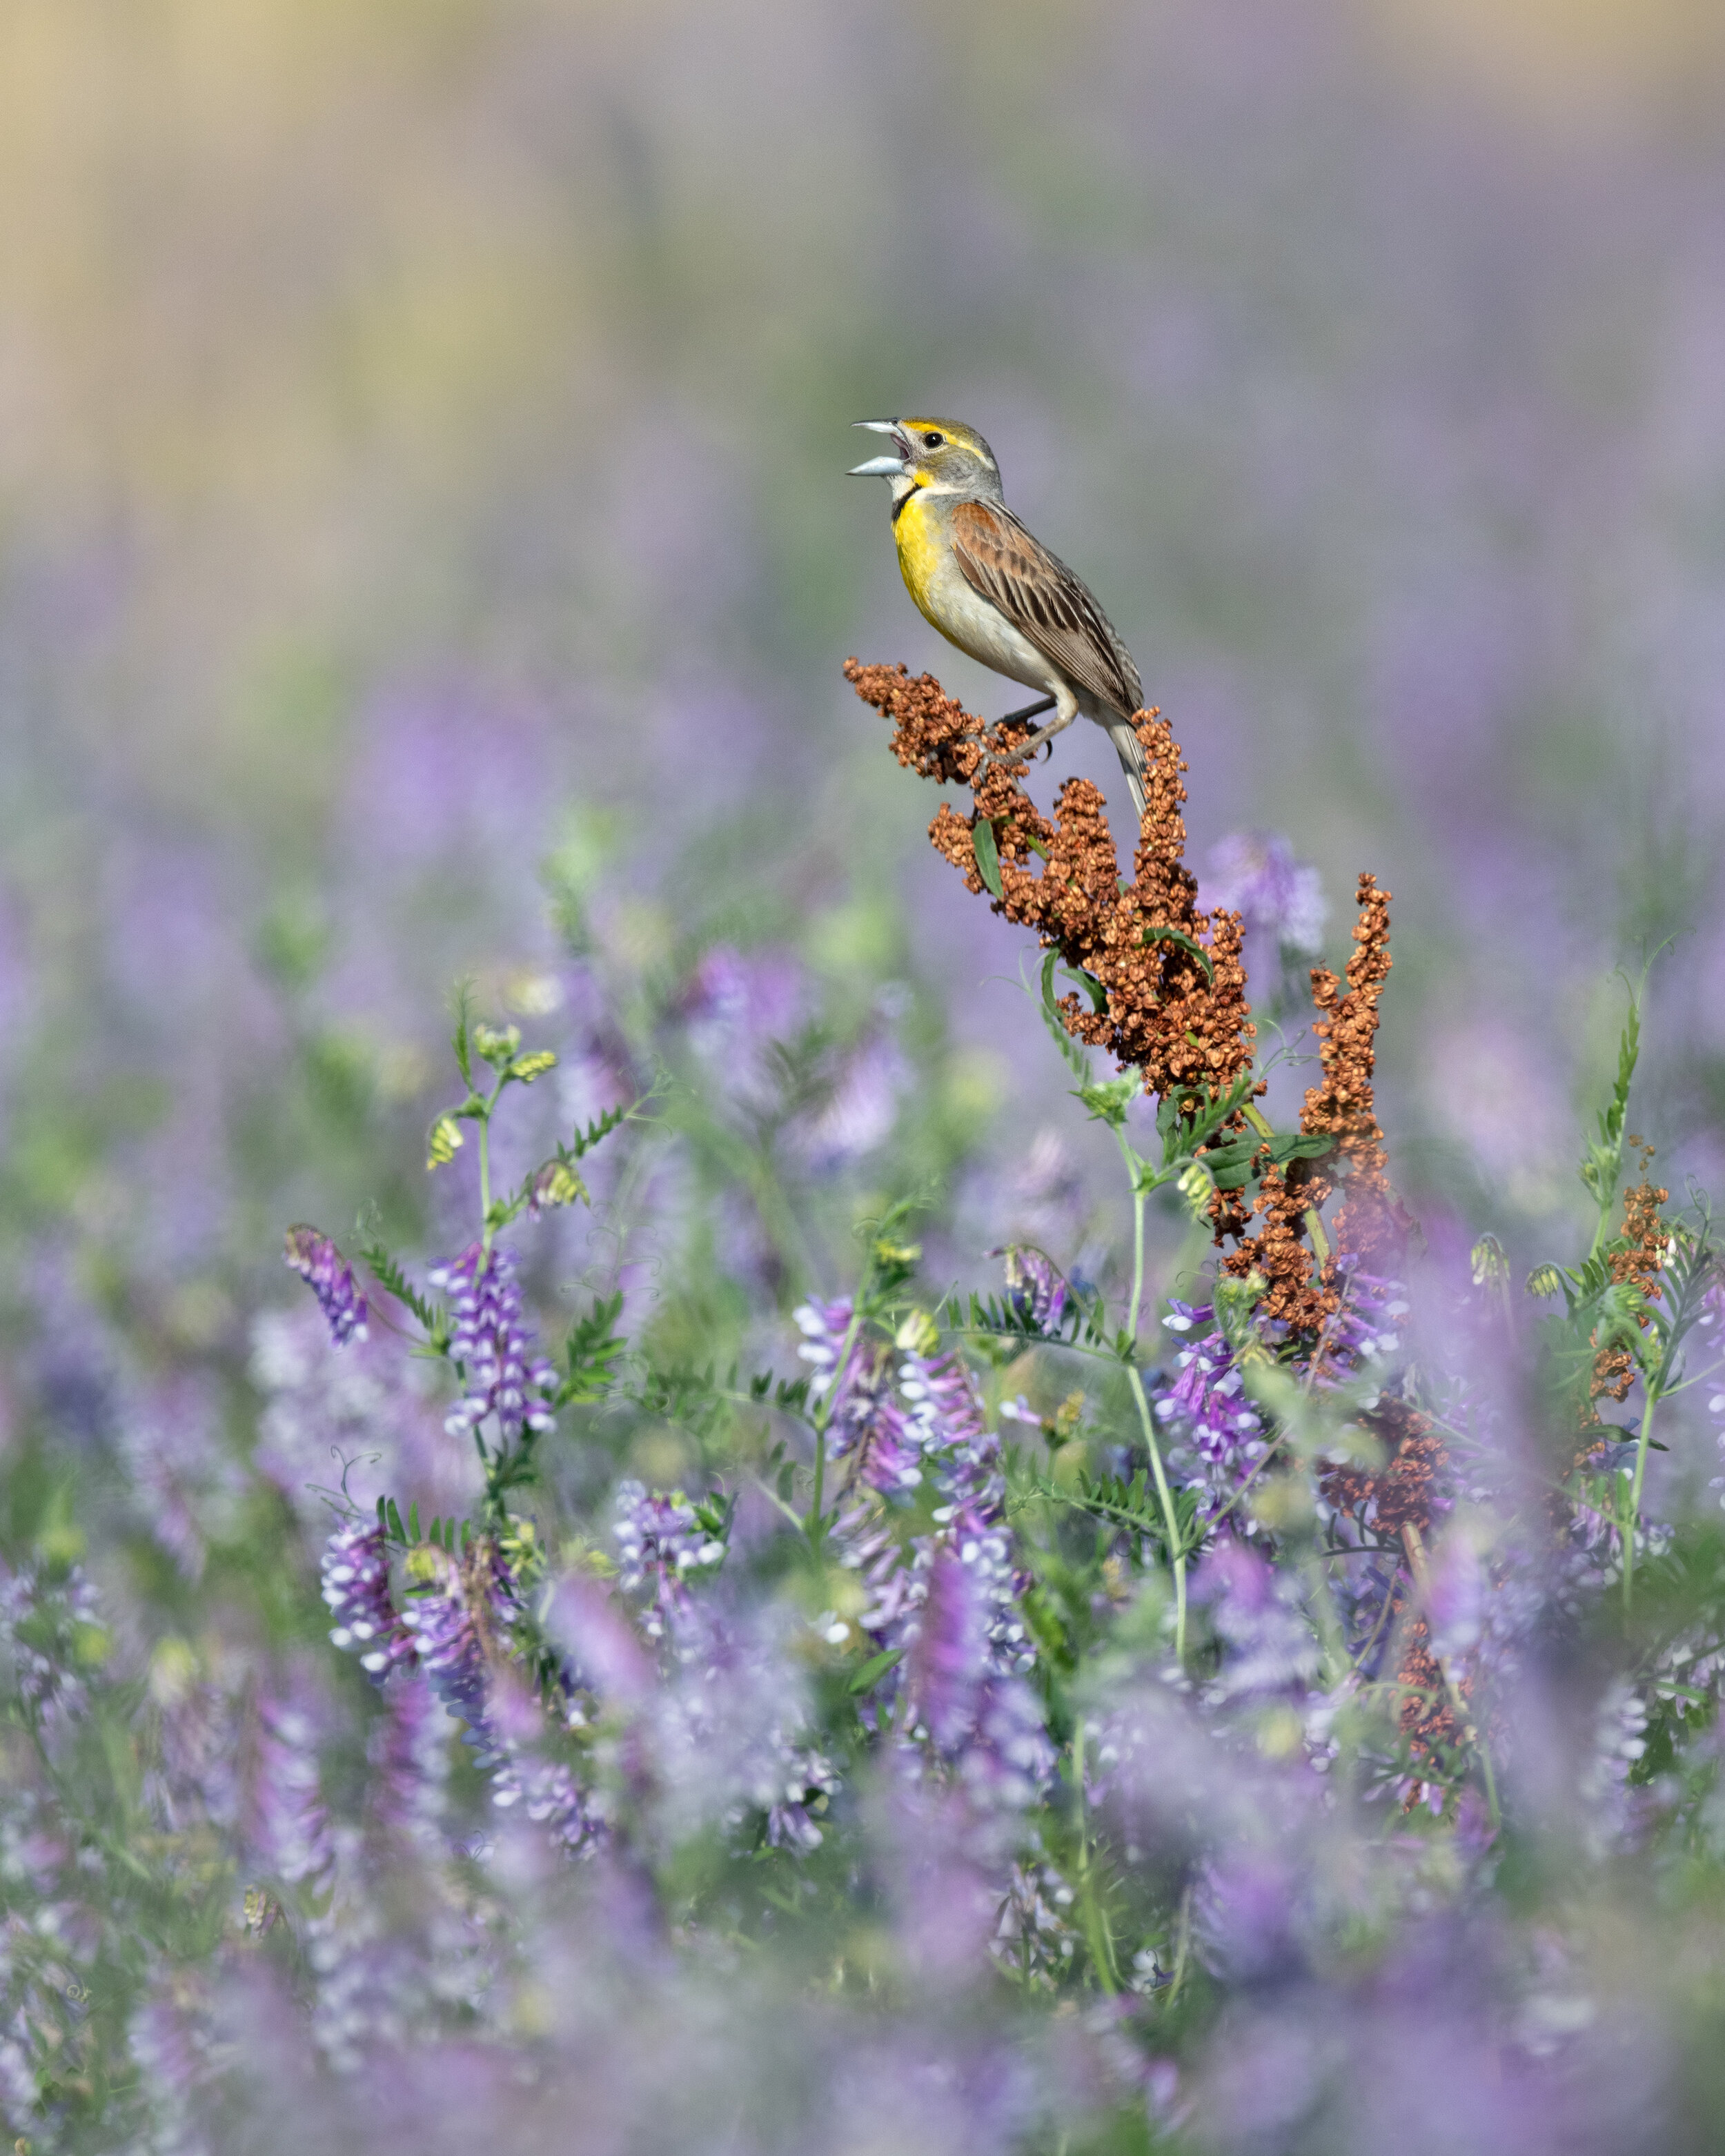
[848,419,908,477]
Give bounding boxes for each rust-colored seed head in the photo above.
[846,660,1412,1344]
[845,660,1259,1119]
[1590,1173,1670,1403]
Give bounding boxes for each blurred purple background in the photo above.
[3,0,1724,1291]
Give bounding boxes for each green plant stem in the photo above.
[477,1072,506,1252]
[1115,1128,1188,1661]
[1621,1380,1661,1612]
[1070,1717,1118,1994]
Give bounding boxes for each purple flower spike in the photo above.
[284,1226,368,1347]
[426,1243,557,1444]
[400,1539,520,1777]
[613,1480,726,1644]
[320,1523,413,1683]
[1002,1247,1067,1333]
[907,1546,992,1758]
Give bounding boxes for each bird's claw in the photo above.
[978,713,1075,773]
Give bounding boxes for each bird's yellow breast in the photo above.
[891,489,946,629]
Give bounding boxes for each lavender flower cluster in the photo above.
[5,849,1725,2156]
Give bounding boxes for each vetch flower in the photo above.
[1000,1247,1068,1332]
[612,1481,726,1645]
[426,1243,556,1445]
[284,1226,369,1347]
[321,1523,414,1683]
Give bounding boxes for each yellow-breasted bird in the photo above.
[848,417,1148,816]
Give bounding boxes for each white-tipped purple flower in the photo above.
[399,1539,519,1779]
[1194,1539,1319,1701]
[794,1296,864,1414]
[426,1243,556,1445]
[1001,1247,1067,1333]
[612,1481,726,1645]
[320,1523,413,1683]
[796,1300,925,1496]
[252,1695,336,1890]
[284,1225,368,1347]
[1154,1303,1270,1522]
[0,1561,104,1731]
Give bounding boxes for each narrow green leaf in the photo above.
[972,815,1004,898]
[848,1648,905,1694]
[407,1501,421,1544]
[1141,924,1214,981]
[385,1499,406,1545]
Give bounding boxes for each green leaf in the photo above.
[1038,951,1093,1083]
[848,1648,905,1694]
[972,815,1004,899]
[563,1098,639,1160]
[450,983,475,1088]
[1061,965,1109,1014]
[407,1502,421,1544]
[385,1499,406,1545]
[1268,1132,1335,1165]
[359,1240,441,1334]
[1141,924,1214,982]
[776,1461,796,1504]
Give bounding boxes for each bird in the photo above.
[848,417,1148,818]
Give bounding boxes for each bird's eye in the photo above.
[922,431,945,448]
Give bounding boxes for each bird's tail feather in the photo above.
[1105,716,1149,824]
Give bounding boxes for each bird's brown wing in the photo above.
[949,498,1143,718]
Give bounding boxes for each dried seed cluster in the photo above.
[845,660,1412,1338]
[843,657,1256,1111]
[1221,873,1412,1335]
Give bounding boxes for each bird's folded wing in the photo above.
[949,500,1143,719]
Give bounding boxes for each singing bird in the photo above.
[848,417,1148,816]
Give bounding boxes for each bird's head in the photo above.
[847,417,1002,501]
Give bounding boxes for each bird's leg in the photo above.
[980,701,1074,771]
[997,695,1057,729]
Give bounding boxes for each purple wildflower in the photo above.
[905,1546,992,1757]
[796,1298,925,1496]
[1201,831,1327,954]
[253,1696,336,1890]
[322,1523,415,1683]
[794,1295,865,1416]
[612,1481,726,1645]
[1423,1526,1487,1666]
[767,1746,842,1855]
[990,1861,1078,1989]
[1001,1247,1068,1332]
[0,1562,104,1731]
[1194,1539,1319,1701]
[681,943,809,1111]
[1155,1303,1270,1522]
[426,1244,556,1445]
[399,1539,518,1777]
[1319,1260,1409,1375]
[365,1671,449,1843]
[284,1226,369,1347]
